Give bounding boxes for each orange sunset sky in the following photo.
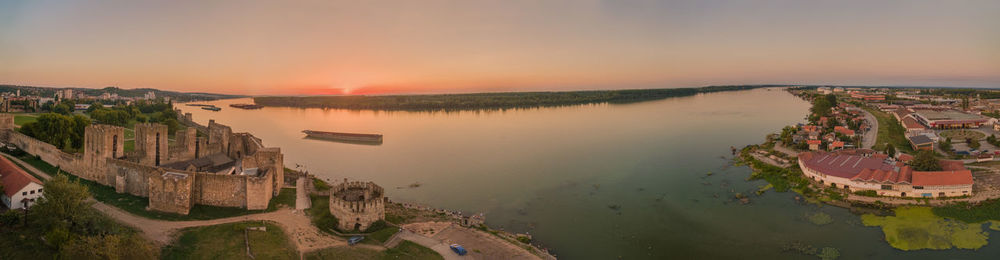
[1,0,999,96]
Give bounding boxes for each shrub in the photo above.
[853,190,878,197]
[0,210,22,225]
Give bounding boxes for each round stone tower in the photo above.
[329,179,385,231]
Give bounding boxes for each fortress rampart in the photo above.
[0,112,283,215]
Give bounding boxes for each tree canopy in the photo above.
[909,150,942,171]
[18,113,90,151]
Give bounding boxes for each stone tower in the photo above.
[0,113,14,129]
[174,127,198,160]
[135,123,169,166]
[82,124,126,181]
[329,180,385,231]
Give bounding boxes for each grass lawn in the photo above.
[939,129,986,141]
[124,140,135,152]
[0,224,58,259]
[13,114,37,126]
[161,221,297,260]
[15,154,296,221]
[308,195,340,234]
[865,107,915,154]
[305,241,443,260]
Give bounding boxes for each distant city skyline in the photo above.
[2,0,998,95]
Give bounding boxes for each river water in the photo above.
[179,88,999,259]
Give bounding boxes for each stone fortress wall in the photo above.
[329,179,385,231]
[0,113,283,215]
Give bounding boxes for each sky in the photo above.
[1,0,999,96]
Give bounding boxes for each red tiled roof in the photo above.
[807,140,822,145]
[912,170,973,186]
[800,151,895,179]
[940,160,966,171]
[897,153,914,162]
[0,156,43,198]
[902,117,924,129]
[834,126,856,136]
[831,141,844,148]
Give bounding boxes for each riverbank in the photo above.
[252,85,781,111]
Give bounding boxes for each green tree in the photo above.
[910,150,942,171]
[885,143,896,156]
[970,138,982,150]
[30,175,93,230]
[52,103,72,115]
[939,137,953,152]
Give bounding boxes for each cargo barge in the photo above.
[302,130,383,144]
[229,103,263,109]
[201,106,221,111]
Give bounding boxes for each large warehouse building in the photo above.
[798,150,973,198]
[911,109,989,129]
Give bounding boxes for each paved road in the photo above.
[861,109,878,149]
[296,177,311,210]
[392,229,465,260]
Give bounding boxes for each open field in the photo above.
[161,221,298,260]
[304,240,443,260]
[13,114,37,126]
[865,107,915,154]
[939,129,986,141]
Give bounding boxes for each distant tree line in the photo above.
[253,85,782,111]
[19,100,180,152]
[18,113,91,152]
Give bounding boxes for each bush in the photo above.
[853,190,878,197]
[932,200,1000,223]
[0,210,22,225]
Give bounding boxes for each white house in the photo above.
[0,156,44,210]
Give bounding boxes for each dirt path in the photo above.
[90,202,349,253]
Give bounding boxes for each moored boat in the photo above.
[201,106,221,111]
[302,130,383,143]
[229,103,263,109]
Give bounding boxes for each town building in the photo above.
[907,134,935,151]
[911,109,989,129]
[799,150,973,198]
[807,140,822,151]
[0,155,44,210]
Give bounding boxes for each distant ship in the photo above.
[302,130,383,143]
[229,103,263,109]
[185,103,213,107]
[201,106,221,111]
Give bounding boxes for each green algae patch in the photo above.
[862,207,988,250]
[806,212,833,226]
[991,221,1000,231]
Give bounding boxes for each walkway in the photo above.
[773,142,799,157]
[391,229,465,260]
[861,109,878,149]
[296,176,311,210]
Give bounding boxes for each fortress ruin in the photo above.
[330,179,385,231]
[0,113,283,215]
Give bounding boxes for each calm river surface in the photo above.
[179,88,999,259]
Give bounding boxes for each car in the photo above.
[450,244,467,255]
[348,236,365,245]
